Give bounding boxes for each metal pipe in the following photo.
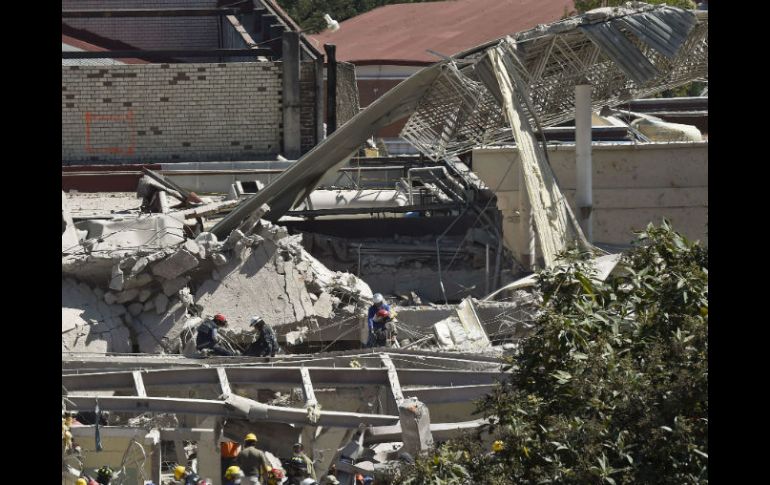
[485,244,490,294]
[575,84,593,242]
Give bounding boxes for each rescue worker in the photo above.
[286,455,310,484]
[196,314,238,356]
[354,474,364,485]
[221,441,241,481]
[292,443,316,480]
[173,465,201,485]
[236,433,270,484]
[366,294,392,348]
[245,315,280,357]
[370,308,398,348]
[224,465,245,485]
[95,465,113,485]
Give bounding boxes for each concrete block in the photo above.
[138,289,152,303]
[115,289,140,304]
[131,257,149,274]
[212,253,228,266]
[162,276,190,297]
[154,293,169,315]
[151,249,199,280]
[109,264,124,291]
[124,273,153,290]
[398,398,433,455]
[183,239,202,257]
[128,302,144,316]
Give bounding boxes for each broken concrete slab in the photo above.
[76,214,185,253]
[151,249,199,280]
[123,272,154,290]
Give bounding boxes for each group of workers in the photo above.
[196,314,279,357]
[196,292,398,358]
[170,433,319,484]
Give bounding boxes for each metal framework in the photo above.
[400,5,708,161]
[62,353,504,436]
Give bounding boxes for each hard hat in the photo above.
[225,465,244,480]
[376,309,390,319]
[76,479,87,485]
[492,440,505,452]
[174,465,187,479]
[213,314,227,324]
[97,466,113,478]
[300,479,318,485]
[372,293,384,305]
[250,315,265,326]
[244,432,257,442]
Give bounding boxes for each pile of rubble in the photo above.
[62,193,373,354]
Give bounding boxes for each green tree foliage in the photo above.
[398,220,708,484]
[572,0,697,14]
[276,1,440,33]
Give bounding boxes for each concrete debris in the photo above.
[162,276,190,297]
[75,214,185,254]
[433,297,492,352]
[154,293,169,315]
[63,211,374,353]
[109,263,124,291]
[151,249,199,280]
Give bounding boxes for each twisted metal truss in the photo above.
[401,4,709,161]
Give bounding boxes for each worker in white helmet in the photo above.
[366,293,391,348]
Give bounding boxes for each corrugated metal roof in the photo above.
[309,0,573,65]
[580,7,696,83]
[62,42,126,66]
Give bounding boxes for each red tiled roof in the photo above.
[310,0,574,65]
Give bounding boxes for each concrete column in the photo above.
[282,31,302,159]
[397,397,433,455]
[575,84,593,241]
[518,162,535,270]
[146,429,162,485]
[199,417,223,485]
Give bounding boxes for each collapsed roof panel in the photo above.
[402,5,708,161]
[212,4,707,233]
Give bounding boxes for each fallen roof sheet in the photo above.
[212,4,707,235]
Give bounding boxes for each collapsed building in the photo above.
[62,3,707,484]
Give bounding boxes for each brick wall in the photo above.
[63,0,219,51]
[62,62,284,163]
[299,62,318,153]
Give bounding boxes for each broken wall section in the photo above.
[62,213,373,354]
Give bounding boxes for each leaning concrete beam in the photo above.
[380,354,404,405]
[365,419,488,444]
[66,395,400,428]
[210,63,444,236]
[406,384,495,404]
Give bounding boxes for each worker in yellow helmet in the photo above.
[492,440,505,453]
[237,433,270,484]
[174,464,200,484]
[224,465,245,485]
